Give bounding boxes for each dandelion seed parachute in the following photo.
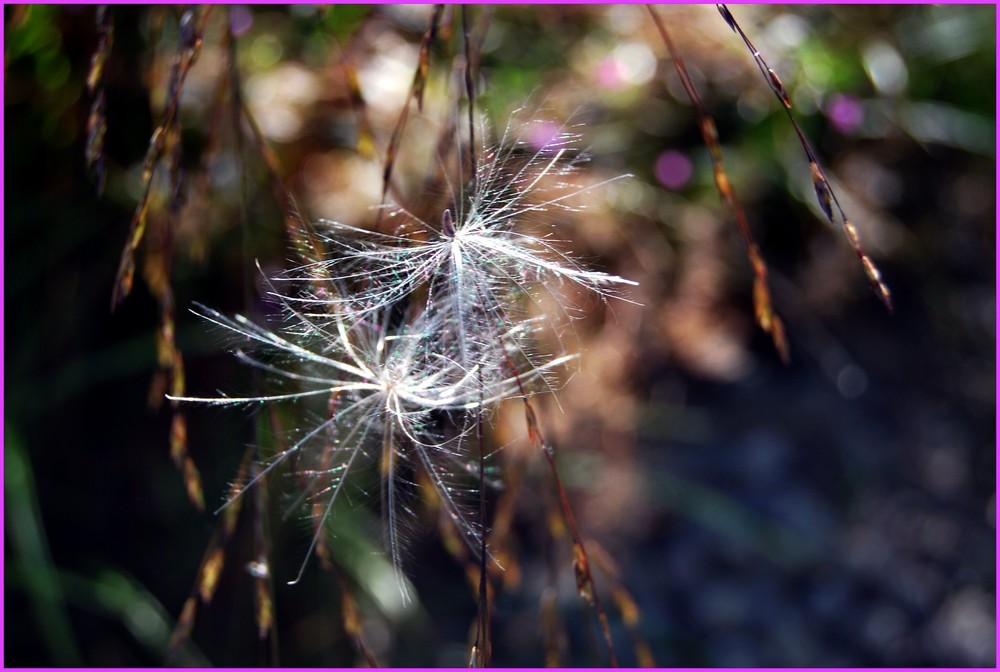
[293,112,637,376]
[171,279,575,599]
[173,108,638,601]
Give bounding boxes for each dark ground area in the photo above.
[5,5,995,667]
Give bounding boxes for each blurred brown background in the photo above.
[5,5,995,666]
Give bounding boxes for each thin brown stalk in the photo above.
[237,97,325,270]
[647,5,790,363]
[485,445,522,591]
[470,371,491,668]
[225,21,386,665]
[462,6,478,196]
[492,309,618,665]
[167,446,255,663]
[159,124,203,510]
[108,7,212,510]
[98,7,210,511]
[111,6,213,310]
[328,33,378,161]
[379,5,446,223]
[144,19,204,511]
[224,23,279,660]
[540,586,565,667]
[717,4,892,312]
[586,541,655,667]
[339,574,381,667]
[85,5,112,195]
[250,459,278,661]
[523,399,618,667]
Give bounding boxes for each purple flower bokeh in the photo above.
[230,6,254,37]
[596,55,626,91]
[525,120,562,152]
[826,94,864,135]
[655,150,693,190]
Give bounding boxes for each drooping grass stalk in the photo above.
[647,4,789,363]
[717,4,893,312]
[167,446,252,663]
[101,6,213,512]
[85,5,112,196]
[462,5,479,197]
[111,6,213,310]
[470,369,491,668]
[493,331,619,666]
[587,540,656,667]
[378,4,446,227]
[338,572,382,667]
[524,396,619,667]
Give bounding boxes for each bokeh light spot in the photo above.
[525,120,561,151]
[250,33,283,69]
[655,150,693,190]
[230,6,254,37]
[826,94,864,135]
